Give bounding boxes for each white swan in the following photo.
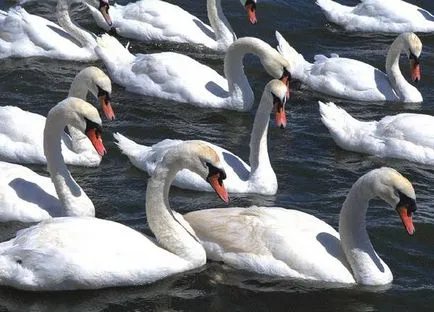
[0,97,106,223]
[114,79,288,195]
[320,101,434,165]
[95,34,290,111]
[276,31,422,103]
[0,141,228,291]
[0,0,112,61]
[185,167,416,285]
[87,0,257,52]
[316,0,434,33]
[0,66,113,167]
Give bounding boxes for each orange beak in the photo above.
[273,94,287,129]
[99,0,113,27]
[207,173,229,203]
[410,59,420,82]
[99,95,115,121]
[86,128,107,156]
[245,0,257,24]
[396,206,415,236]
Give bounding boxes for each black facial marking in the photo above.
[396,191,417,216]
[245,0,256,9]
[409,51,420,64]
[85,117,103,136]
[206,162,226,185]
[97,86,111,104]
[99,0,110,11]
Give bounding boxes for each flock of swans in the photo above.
[0,0,430,291]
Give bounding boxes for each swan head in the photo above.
[259,49,291,95]
[80,67,115,121]
[267,79,288,129]
[58,97,106,156]
[240,0,257,24]
[79,0,113,26]
[402,33,422,83]
[370,167,416,235]
[164,141,229,203]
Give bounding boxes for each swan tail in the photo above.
[316,0,351,13]
[319,101,368,148]
[275,31,306,79]
[95,34,135,68]
[113,132,151,170]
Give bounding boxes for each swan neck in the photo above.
[249,91,272,176]
[68,71,91,99]
[385,36,411,100]
[56,0,95,48]
[339,175,391,285]
[207,0,236,50]
[43,107,94,217]
[146,161,205,266]
[224,38,273,110]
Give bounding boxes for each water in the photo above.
[0,0,433,310]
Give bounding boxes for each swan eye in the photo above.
[409,51,420,64]
[97,86,111,104]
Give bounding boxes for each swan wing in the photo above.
[307,56,396,101]
[127,52,228,106]
[185,207,354,282]
[377,113,434,147]
[88,0,217,47]
[0,217,190,290]
[0,161,60,222]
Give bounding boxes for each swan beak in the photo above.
[99,0,113,27]
[99,94,115,121]
[85,127,107,156]
[410,59,420,83]
[273,94,287,129]
[245,0,257,24]
[396,206,416,236]
[206,168,229,203]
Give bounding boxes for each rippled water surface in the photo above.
[0,0,433,311]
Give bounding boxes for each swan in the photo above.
[276,31,422,103]
[0,66,113,167]
[0,0,112,61]
[320,101,434,165]
[316,0,434,33]
[0,141,228,291]
[185,167,416,285]
[114,79,288,195]
[0,97,106,223]
[86,0,257,52]
[95,34,290,111]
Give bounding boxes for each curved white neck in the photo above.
[43,105,95,217]
[339,174,392,285]
[385,36,419,101]
[67,71,95,153]
[224,38,276,111]
[146,158,206,267]
[56,0,96,48]
[248,89,274,183]
[207,0,236,50]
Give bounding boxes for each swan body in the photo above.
[114,79,288,195]
[87,0,256,51]
[276,31,422,102]
[0,97,106,223]
[316,0,434,33]
[95,34,290,111]
[320,101,434,165]
[185,167,417,285]
[0,0,111,61]
[0,141,228,291]
[0,67,113,167]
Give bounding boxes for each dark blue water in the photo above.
[0,0,433,311]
